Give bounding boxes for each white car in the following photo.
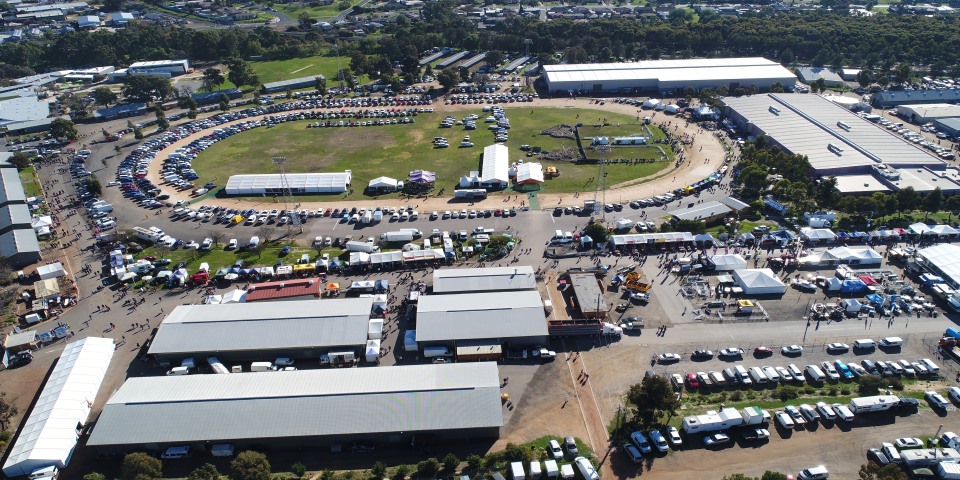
[894,437,924,449]
[430,211,438,220]
[548,440,563,460]
[442,211,451,219]
[184,240,200,249]
[226,239,238,250]
[657,353,681,364]
[718,348,744,358]
[926,391,949,409]
[781,345,803,355]
[666,426,682,447]
[704,433,730,446]
[826,342,850,353]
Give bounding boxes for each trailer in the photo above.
[207,356,230,374]
[623,272,651,292]
[345,240,380,253]
[849,395,900,414]
[682,407,744,434]
[381,231,415,242]
[547,319,602,336]
[741,406,770,426]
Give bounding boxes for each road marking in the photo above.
[331,219,339,231]
[289,64,314,74]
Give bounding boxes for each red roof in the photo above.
[245,278,322,302]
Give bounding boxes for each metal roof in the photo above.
[261,76,321,91]
[147,298,373,357]
[897,103,960,120]
[723,93,945,173]
[669,200,732,221]
[570,273,606,312]
[0,203,31,226]
[0,167,26,205]
[129,59,189,69]
[481,144,509,184]
[874,89,960,106]
[86,363,503,447]
[0,228,40,257]
[2,337,114,477]
[919,243,960,286]
[416,291,547,342]
[225,172,352,194]
[432,266,536,293]
[543,57,794,86]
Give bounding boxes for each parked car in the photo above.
[548,440,564,460]
[781,345,803,355]
[926,391,949,409]
[704,433,731,447]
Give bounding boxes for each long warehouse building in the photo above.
[723,93,960,193]
[85,362,503,454]
[147,298,373,363]
[225,171,352,195]
[416,290,548,352]
[432,266,537,294]
[542,57,796,95]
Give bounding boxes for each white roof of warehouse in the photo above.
[2,337,114,477]
[723,94,945,173]
[147,298,373,357]
[0,166,27,204]
[432,266,536,293]
[225,172,352,192]
[86,363,503,447]
[416,290,547,342]
[898,103,960,119]
[711,254,747,268]
[368,176,400,188]
[481,144,509,184]
[544,57,794,85]
[919,243,960,284]
[0,228,40,257]
[0,203,31,225]
[669,200,732,221]
[609,232,695,245]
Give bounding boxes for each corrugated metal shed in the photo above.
[86,363,503,447]
[570,273,607,313]
[723,93,944,174]
[0,203,32,227]
[0,167,27,205]
[432,266,536,294]
[260,76,320,93]
[2,337,114,477]
[416,291,547,343]
[147,298,372,358]
[669,200,732,222]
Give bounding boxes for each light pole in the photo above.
[271,156,299,235]
[594,142,610,221]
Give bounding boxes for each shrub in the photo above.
[729,391,743,401]
[291,462,306,479]
[802,385,816,394]
[776,386,799,402]
[840,387,851,395]
[417,458,440,477]
[391,465,411,480]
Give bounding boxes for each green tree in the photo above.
[291,462,307,479]
[0,391,19,431]
[946,195,960,212]
[370,461,386,479]
[812,77,827,93]
[8,152,30,169]
[122,452,162,480]
[189,464,221,480]
[416,458,439,477]
[564,45,588,64]
[219,93,230,112]
[231,451,271,480]
[769,81,785,93]
[391,465,411,480]
[760,471,788,480]
[857,374,883,395]
[123,75,173,103]
[626,375,679,426]
[442,453,460,473]
[923,187,943,218]
[859,460,907,480]
[202,67,225,92]
[895,63,912,83]
[484,50,505,67]
[50,118,78,141]
[465,454,482,472]
[436,67,460,90]
[503,442,531,463]
[227,58,259,90]
[84,473,107,480]
[583,221,608,243]
[92,86,118,107]
[297,11,312,29]
[316,76,327,95]
[857,70,874,87]
[134,127,143,140]
[84,177,102,196]
[896,187,919,213]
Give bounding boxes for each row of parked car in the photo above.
[443,93,536,104]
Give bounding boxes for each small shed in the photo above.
[4,330,38,353]
[33,278,59,301]
[36,262,65,280]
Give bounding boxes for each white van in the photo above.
[881,443,902,464]
[248,236,260,249]
[161,446,191,459]
[574,457,599,480]
[166,366,189,376]
[798,465,830,480]
[510,462,525,480]
[748,366,768,384]
[250,361,276,372]
[28,466,58,480]
[529,461,542,479]
[805,365,826,382]
[735,365,753,385]
[853,339,876,350]
[879,336,904,347]
[920,358,940,374]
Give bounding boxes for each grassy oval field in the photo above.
[192,106,673,201]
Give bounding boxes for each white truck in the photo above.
[362,211,373,224]
[207,356,230,374]
[381,230,415,242]
[345,240,380,253]
[133,226,163,243]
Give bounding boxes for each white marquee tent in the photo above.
[800,228,837,243]
[516,162,544,185]
[367,176,403,191]
[2,337,114,477]
[732,268,787,295]
[711,254,747,271]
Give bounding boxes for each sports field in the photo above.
[192,106,672,201]
[222,55,369,90]
[274,0,363,19]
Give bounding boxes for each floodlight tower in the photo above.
[272,156,299,234]
[594,142,610,221]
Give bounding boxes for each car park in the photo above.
[754,346,774,357]
[718,348,744,358]
[741,428,770,441]
[657,353,681,364]
[564,436,578,456]
[649,430,669,453]
[666,427,682,447]
[692,349,714,360]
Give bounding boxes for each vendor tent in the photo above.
[221,289,246,303]
[36,262,65,280]
[800,228,837,243]
[368,176,402,192]
[711,254,747,271]
[732,268,787,295]
[516,162,544,185]
[368,319,383,340]
[408,170,436,184]
[365,339,381,363]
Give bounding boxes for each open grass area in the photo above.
[138,240,344,275]
[193,107,671,201]
[220,55,369,90]
[274,0,362,19]
[19,166,42,198]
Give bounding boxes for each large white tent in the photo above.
[800,228,837,243]
[732,268,786,295]
[367,176,402,191]
[225,172,352,195]
[516,162,544,185]
[480,144,509,187]
[711,254,747,271]
[2,337,114,477]
[918,243,960,288]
